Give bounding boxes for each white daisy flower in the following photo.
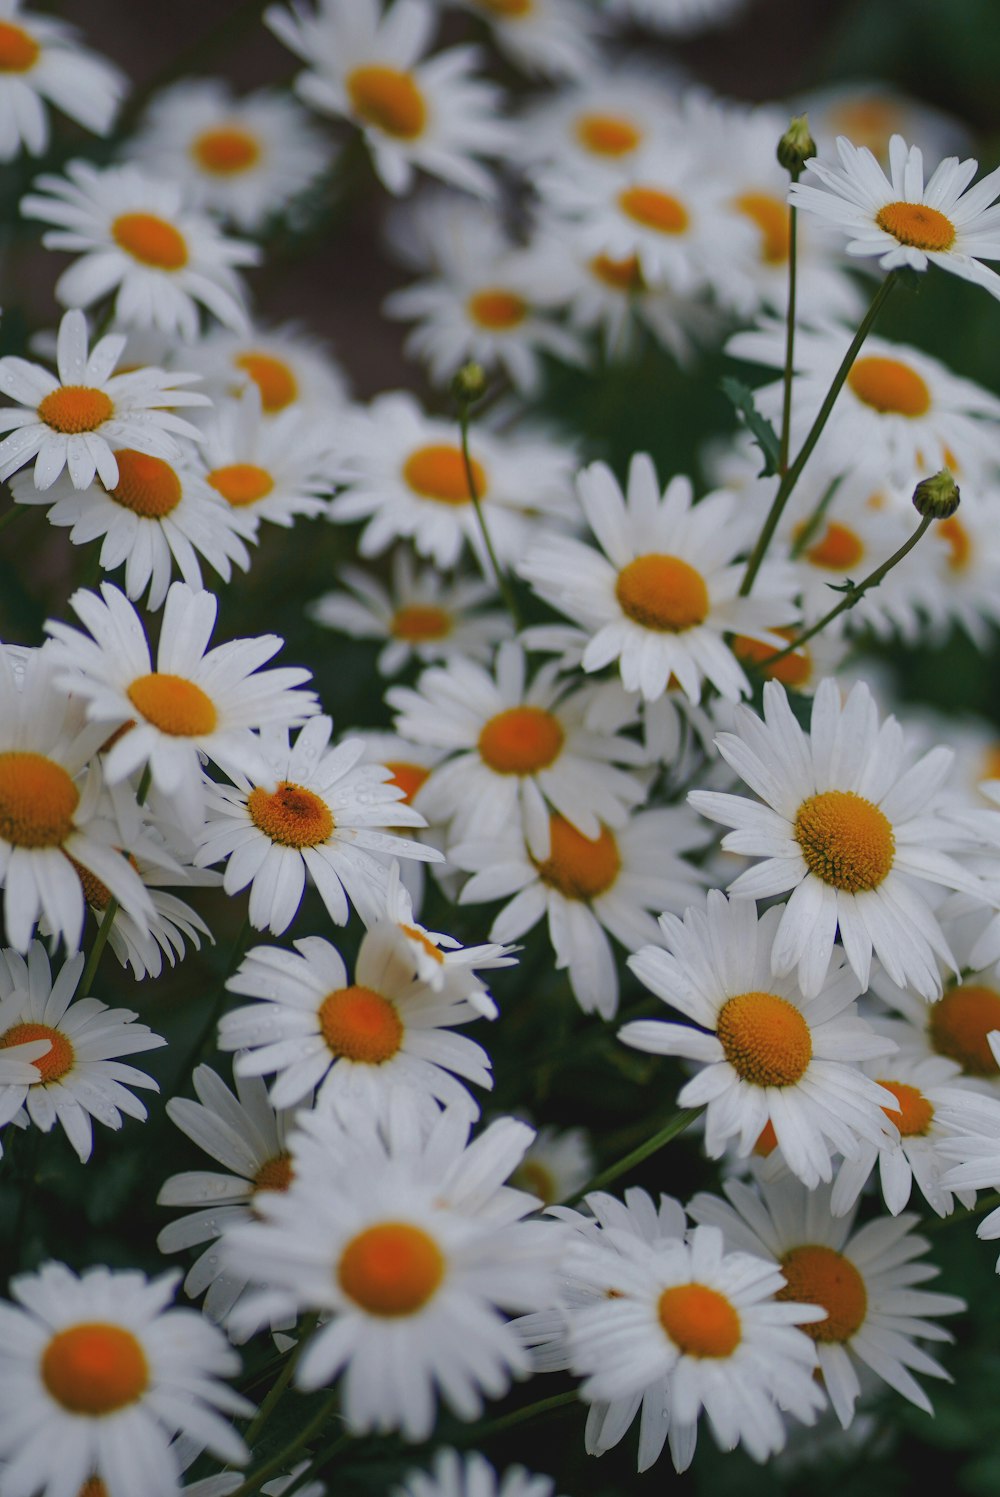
[21,160,260,339]
[129,78,334,233]
[798,82,971,169]
[509,1124,593,1206]
[0,1,124,160]
[224,1101,554,1439]
[519,453,799,704]
[688,1175,965,1427]
[180,322,349,421]
[788,133,1000,301]
[220,923,493,1121]
[192,715,440,934]
[513,65,682,172]
[621,892,898,1188]
[448,0,599,79]
[921,488,1000,646]
[0,1261,250,1497]
[688,678,985,999]
[0,942,165,1163]
[44,581,318,835]
[393,1447,562,1497]
[936,1077,1000,1268]
[266,0,513,196]
[0,308,209,492]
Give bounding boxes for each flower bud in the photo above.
[777,115,817,176]
[912,469,960,519]
[451,362,488,406]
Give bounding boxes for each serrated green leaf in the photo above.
[719,377,782,476]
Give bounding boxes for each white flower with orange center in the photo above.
[193,715,440,935]
[158,1065,305,1340]
[220,923,493,1121]
[329,390,576,572]
[513,65,679,172]
[621,892,898,1189]
[21,160,260,340]
[45,581,318,835]
[0,2,124,161]
[0,1261,250,1497]
[509,1123,592,1207]
[382,860,514,1015]
[183,322,349,423]
[788,133,1000,300]
[450,0,599,78]
[0,308,209,493]
[0,942,165,1162]
[519,453,799,704]
[394,1448,563,1497]
[265,0,512,196]
[799,83,971,171]
[689,678,985,1000]
[224,1102,554,1439]
[566,1222,824,1471]
[451,803,710,1019]
[351,730,451,917]
[689,1175,965,1428]
[130,78,334,233]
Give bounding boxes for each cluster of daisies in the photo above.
[5,0,1000,1494]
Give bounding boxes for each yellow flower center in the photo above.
[235,352,299,413]
[391,604,452,642]
[252,1152,294,1194]
[753,1119,779,1157]
[877,1079,934,1136]
[38,386,114,435]
[207,463,274,507]
[830,98,900,157]
[478,705,564,776]
[590,252,645,292]
[938,515,971,572]
[777,1245,867,1343]
[0,1021,73,1083]
[716,990,813,1087]
[802,520,865,571]
[0,752,79,848]
[575,112,641,157]
[848,356,931,417]
[794,789,895,892]
[732,630,811,689]
[126,672,218,737]
[616,553,709,632]
[247,781,334,848]
[467,289,527,330]
[338,1222,444,1316]
[112,212,188,271]
[619,185,690,234]
[0,21,38,71]
[478,0,533,13]
[875,201,956,252]
[192,126,261,175]
[41,1324,149,1413]
[533,814,620,901]
[78,1480,108,1497]
[385,761,430,804]
[734,191,790,265]
[658,1283,741,1357]
[318,984,403,1064]
[107,449,182,518]
[346,65,427,139]
[929,983,1000,1077]
[403,444,486,505]
[67,853,114,911]
[512,1159,558,1204]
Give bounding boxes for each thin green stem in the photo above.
[76,764,152,1001]
[789,474,844,558]
[564,1106,703,1205]
[225,1389,341,1497]
[740,272,898,597]
[778,195,800,475]
[461,1388,579,1443]
[242,1313,319,1452]
[458,404,523,629]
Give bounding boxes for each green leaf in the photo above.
[719,377,781,476]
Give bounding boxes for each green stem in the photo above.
[225,1389,341,1497]
[242,1313,319,1452]
[461,1388,579,1443]
[458,404,523,629]
[564,1106,703,1205]
[76,763,151,1001]
[740,272,897,596]
[789,473,844,558]
[778,193,800,475]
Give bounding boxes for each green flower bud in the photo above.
[451,362,488,406]
[777,115,817,176]
[912,469,960,519]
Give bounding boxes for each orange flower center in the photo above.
[619,185,689,234]
[207,463,274,507]
[385,761,430,803]
[112,212,188,271]
[658,1283,741,1357]
[38,386,114,435]
[42,1324,149,1413]
[716,990,812,1087]
[802,520,865,571]
[193,126,261,175]
[848,356,931,417]
[478,705,564,775]
[318,984,403,1064]
[0,1021,73,1083]
[533,814,620,901]
[0,751,79,848]
[732,630,811,689]
[78,1481,108,1497]
[338,1222,444,1316]
[403,444,486,504]
[126,672,218,737]
[794,789,895,892]
[512,1159,558,1204]
[777,1245,867,1343]
[107,449,182,518]
[830,99,900,157]
[877,1079,934,1136]
[248,781,334,848]
[929,983,1000,1077]
[938,515,971,572]
[735,191,790,265]
[66,853,114,910]
[875,201,956,253]
[467,288,527,330]
[346,65,426,139]
[252,1152,294,1194]
[391,604,452,642]
[590,252,645,292]
[0,21,39,71]
[616,553,709,632]
[478,0,533,13]
[235,352,299,413]
[575,112,641,156]
[753,1119,779,1157]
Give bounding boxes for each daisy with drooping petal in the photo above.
[45,581,318,834]
[0,1261,251,1497]
[621,892,898,1188]
[688,1174,965,1428]
[393,1447,563,1497]
[788,133,1000,301]
[519,453,799,704]
[0,1,124,160]
[689,677,985,1000]
[0,308,208,492]
[21,160,260,339]
[220,923,493,1121]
